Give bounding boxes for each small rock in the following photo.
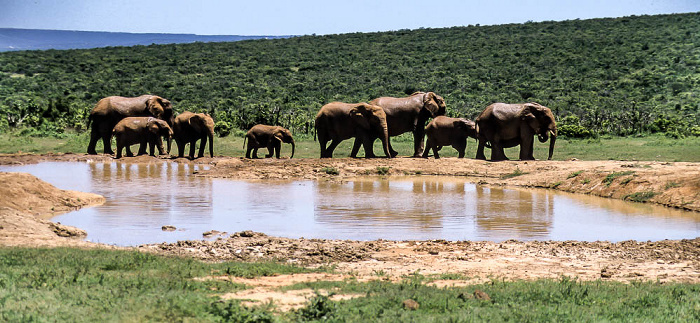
[474,289,491,301]
[161,225,176,231]
[403,299,419,310]
[428,249,439,255]
[600,267,613,278]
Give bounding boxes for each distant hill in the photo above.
[0,28,292,52]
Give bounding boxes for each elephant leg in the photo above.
[197,136,207,158]
[87,126,100,155]
[125,145,134,157]
[176,141,186,158]
[491,142,508,161]
[476,139,487,160]
[245,146,253,159]
[325,140,341,158]
[265,144,274,158]
[149,140,157,156]
[350,138,362,158]
[252,148,260,159]
[412,129,426,158]
[188,140,196,159]
[137,140,147,155]
[101,130,115,155]
[519,136,535,161]
[362,137,377,158]
[156,137,165,155]
[115,140,123,159]
[275,141,282,158]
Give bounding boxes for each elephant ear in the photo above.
[147,119,160,134]
[273,128,285,142]
[349,104,371,129]
[422,92,441,117]
[188,114,204,133]
[520,103,538,121]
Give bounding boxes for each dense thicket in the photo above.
[1,13,699,138]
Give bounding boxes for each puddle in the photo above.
[1,162,698,246]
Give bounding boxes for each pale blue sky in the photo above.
[1,0,698,35]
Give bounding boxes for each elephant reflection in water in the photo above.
[474,186,554,238]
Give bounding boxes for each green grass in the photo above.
[0,247,315,322]
[501,167,528,179]
[603,171,636,186]
[624,191,659,203]
[2,248,699,321]
[1,132,700,162]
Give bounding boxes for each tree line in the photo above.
[0,12,698,138]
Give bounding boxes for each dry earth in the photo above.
[1,153,698,309]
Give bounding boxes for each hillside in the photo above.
[0,13,698,138]
[0,28,290,52]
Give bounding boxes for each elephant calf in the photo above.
[112,117,173,159]
[173,111,215,159]
[422,116,477,159]
[244,125,295,159]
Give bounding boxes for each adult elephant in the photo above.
[422,116,477,159]
[112,117,173,159]
[475,102,557,161]
[87,95,174,155]
[244,125,295,159]
[366,92,446,157]
[172,111,215,159]
[315,102,391,158]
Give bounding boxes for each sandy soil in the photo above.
[1,153,698,310]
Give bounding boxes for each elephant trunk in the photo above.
[208,131,214,158]
[380,120,391,158]
[290,140,295,159]
[167,136,172,154]
[548,129,556,160]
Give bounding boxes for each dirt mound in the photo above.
[0,171,105,246]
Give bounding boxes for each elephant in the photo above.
[172,111,215,159]
[244,125,295,159]
[422,116,477,159]
[314,102,391,158]
[112,117,173,159]
[475,102,557,161]
[364,92,447,157]
[87,95,174,155]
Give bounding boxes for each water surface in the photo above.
[2,162,698,246]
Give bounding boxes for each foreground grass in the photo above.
[2,248,699,322]
[1,132,700,162]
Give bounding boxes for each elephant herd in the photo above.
[86,93,558,161]
[87,95,215,159]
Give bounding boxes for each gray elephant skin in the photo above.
[315,102,391,158]
[366,92,446,157]
[173,111,215,159]
[244,125,295,159]
[87,95,174,155]
[422,116,477,159]
[475,102,557,161]
[112,117,173,159]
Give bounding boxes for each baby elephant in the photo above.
[422,116,477,159]
[173,111,215,159]
[112,117,173,159]
[244,125,295,159]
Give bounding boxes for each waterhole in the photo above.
[1,162,698,246]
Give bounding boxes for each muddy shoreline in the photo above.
[0,153,698,284]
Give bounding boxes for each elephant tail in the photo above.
[243,135,247,150]
[86,114,92,129]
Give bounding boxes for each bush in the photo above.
[557,115,594,139]
[215,121,232,137]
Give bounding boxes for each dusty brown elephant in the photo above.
[112,117,173,159]
[244,125,295,159]
[87,95,174,155]
[422,116,477,159]
[172,111,215,159]
[365,92,447,157]
[314,102,391,158]
[475,102,557,161]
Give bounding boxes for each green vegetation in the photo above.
[501,167,528,179]
[2,248,699,322]
[0,247,314,322]
[1,13,699,140]
[603,171,636,186]
[567,170,584,179]
[624,191,658,202]
[320,166,339,175]
[376,166,391,175]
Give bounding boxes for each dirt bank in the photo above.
[0,153,698,289]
